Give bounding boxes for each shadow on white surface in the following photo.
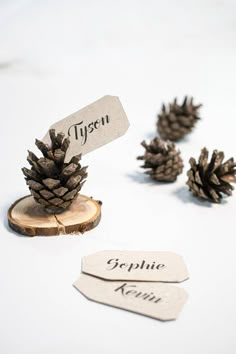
[143,131,157,141]
[142,130,193,144]
[127,171,169,186]
[0,60,15,70]
[174,186,217,207]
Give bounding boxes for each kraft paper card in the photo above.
[82,250,189,282]
[74,273,188,321]
[43,95,129,162]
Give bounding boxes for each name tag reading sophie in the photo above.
[82,250,189,283]
[43,95,129,162]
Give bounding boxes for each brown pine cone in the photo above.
[137,137,183,182]
[22,129,88,213]
[187,148,236,203]
[157,96,202,141]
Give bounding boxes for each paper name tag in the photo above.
[82,250,189,282]
[43,95,129,162]
[74,273,188,321]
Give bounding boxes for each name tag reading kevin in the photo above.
[74,273,188,321]
[43,95,129,162]
[82,250,189,283]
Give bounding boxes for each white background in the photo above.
[0,1,236,353]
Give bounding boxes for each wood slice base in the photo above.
[8,195,102,236]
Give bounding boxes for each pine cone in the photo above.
[137,137,183,182]
[22,129,88,213]
[186,148,236,203]
[157,96,202,141]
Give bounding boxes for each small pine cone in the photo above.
[137,137,183,182]
[187,148,236,203]
[22,129,88,213]
[157,96,202,141]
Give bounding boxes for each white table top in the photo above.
[1,1,236,353]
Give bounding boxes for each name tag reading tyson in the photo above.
[43,95,129,162]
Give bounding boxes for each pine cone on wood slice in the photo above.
[22,129,88,213]
[186,148,236,203]
[157,96,202,141]
[137,137,184,182]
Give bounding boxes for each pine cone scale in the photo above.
[53,187,68,197]
[42,178,61,190]
[27,180,44,191]
[50,198,64,206]
[63,189,78,201]
[40,190,54,199]
[65,175,82,189]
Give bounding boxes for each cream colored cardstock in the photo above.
[74,273,188,321]
[82,250,189,283]
[43,95,129,162]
